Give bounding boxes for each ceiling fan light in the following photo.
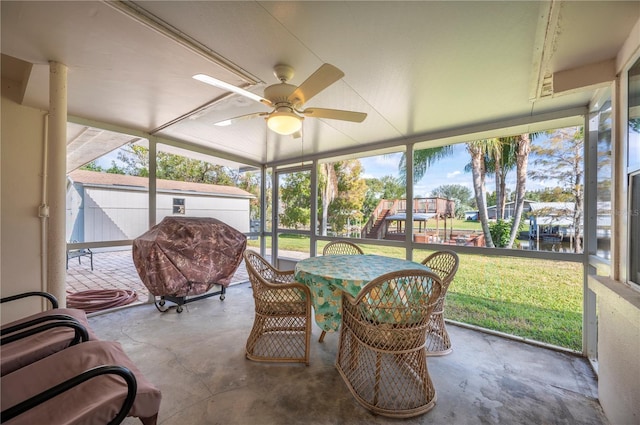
[267,111,302,135]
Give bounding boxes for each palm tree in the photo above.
[485,137,518,221]
[407,134,535,249]
[400,146,455,182]
[467,141,495,247]
[507,133,532,248]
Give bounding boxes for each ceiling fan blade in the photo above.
[302,108,367,123]
[193,74,272,107]
[288,64,344,105]
[213,112,268,127]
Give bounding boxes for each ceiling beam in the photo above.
[67,114,262,169]
[529,0,562,101]
[553,59,616,96]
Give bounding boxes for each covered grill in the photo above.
[133,217,246,312]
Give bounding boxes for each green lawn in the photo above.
[442,254,582,351]
[248,234,583,351]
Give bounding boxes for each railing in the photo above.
[362,198,456,239]
[389,198,454,214]
[362,200,396,238]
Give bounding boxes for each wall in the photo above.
[155,192,251,233]
[67,185,251,242]
[1,94,47,324]
[590,277,640,424]
[591,16,640,424]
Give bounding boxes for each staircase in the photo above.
[363,209,390,239]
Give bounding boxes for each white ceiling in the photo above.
[2,1,639,170]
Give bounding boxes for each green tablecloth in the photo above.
[294,254,430,331]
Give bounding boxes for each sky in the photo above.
[359,143,554,199]
[96,137,558,198]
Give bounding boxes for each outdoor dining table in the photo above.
[294,254,431,333]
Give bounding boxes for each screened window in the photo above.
[412,128,585,254]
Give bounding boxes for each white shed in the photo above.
[67,170,254,242]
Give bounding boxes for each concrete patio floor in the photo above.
[88,282,606,425]
[67,247,606,424]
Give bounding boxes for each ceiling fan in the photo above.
[193,63,367,136]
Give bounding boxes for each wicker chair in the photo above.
[420,250,459,356]
[336,269,443,418]
[318,240,364,342]
[322,240,364,256]
[243,250,312,365]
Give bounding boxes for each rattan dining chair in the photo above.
[322,240,364,256]
[335,269,443,418]
[318,240,364,342]
[243,250,312,365]
[420,250,459,355]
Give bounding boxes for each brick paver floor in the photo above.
[66,248,250,306]
[65,247,310,312]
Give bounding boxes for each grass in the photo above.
[442,255,582,350]
[439,219,483,231]
[248,234,583,351]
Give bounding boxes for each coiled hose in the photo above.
[67,289,138,313]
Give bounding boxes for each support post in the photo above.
[47,61,68,307]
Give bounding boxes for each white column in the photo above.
[148,138,157,228]
[47,61,68,306]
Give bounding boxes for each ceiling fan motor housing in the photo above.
[264,83,300,108]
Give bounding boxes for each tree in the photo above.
[430,184,474,218]
[467,141,495,247]
[236,170,262,220]
[361,175,405,222]
[507,133,533,249]
[80,161,104,172]
[279,171,311,229]
[401,146,455,183]
[362,178,384,218]
[379,175,405,199]
[320,160,367,235]
[319,163,338,236]
[91,142,267,222]
[116,144,149,176]
[528,187,574,202]
[529,127,584,252]
[484,137,519,220]
[475,134,534,249]
[486,191,497,209]
[409,139,527,247]
[408,133,535,248]
[113,144,236,185]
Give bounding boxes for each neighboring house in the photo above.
[468,200,581,241]
[528,202,576,240]
[66,170,254,242]
[464,211,478,221]
[486,200,536,220]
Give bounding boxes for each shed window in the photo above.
[173,198,185,214]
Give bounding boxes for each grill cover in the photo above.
[133,217,247,297]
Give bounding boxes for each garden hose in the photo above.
[67,289,138,313]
